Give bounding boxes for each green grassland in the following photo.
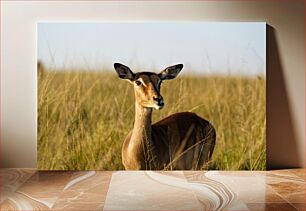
[38,70,266,170]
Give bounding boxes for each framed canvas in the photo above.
[37,22,266,170]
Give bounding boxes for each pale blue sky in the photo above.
[37,22,266,76]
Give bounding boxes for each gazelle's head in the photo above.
[114,63,183,110]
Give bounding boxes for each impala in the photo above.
[114,63,216,170]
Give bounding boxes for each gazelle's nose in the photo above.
[153,96,164,107]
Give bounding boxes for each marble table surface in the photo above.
[0,169,304,210]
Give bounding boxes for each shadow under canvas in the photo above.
[266,25,300,169]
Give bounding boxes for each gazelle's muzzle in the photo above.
[153,96,164,110]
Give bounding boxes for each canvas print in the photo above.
[37,22,266,170]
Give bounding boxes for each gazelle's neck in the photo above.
[131,102,152,145]
[128,102,153,168]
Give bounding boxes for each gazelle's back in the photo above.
[151,112,216,170]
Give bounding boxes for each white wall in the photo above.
[1,1,304,168]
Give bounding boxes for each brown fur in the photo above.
[122,111,216,170]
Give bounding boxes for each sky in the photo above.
[37,22,266,76]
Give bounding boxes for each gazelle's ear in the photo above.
[114,63,135,81]
[158,64,183,80]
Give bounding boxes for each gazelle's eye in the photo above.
[135,80,142,86]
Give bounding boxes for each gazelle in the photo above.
[114,63,216,170]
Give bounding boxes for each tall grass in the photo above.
[38,70,266,170]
